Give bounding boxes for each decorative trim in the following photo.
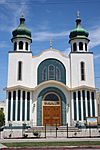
[32,48,68,59]
[69,52,93,54]
[37,87,66,126]
[5,81,96,92]
[9,51,32,54]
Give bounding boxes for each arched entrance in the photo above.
[37,87,66,126]
[42,92,61,126]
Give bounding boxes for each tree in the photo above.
[0,110,5,127]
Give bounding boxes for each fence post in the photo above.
[45,124,46,138]
[56,123,58,138]
[66,123,68,138]
[89,123,91,138]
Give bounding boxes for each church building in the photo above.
[5,14,97,131]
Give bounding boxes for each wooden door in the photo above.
[43,105,61,126]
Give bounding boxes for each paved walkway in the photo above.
[0,137,100,143]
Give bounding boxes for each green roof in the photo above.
[11,16,32,42]
[69,15,89,40]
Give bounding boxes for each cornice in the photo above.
[6,82,96,92]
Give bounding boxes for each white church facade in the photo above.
[5,14,97,131]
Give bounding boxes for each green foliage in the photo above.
[3,141,100,148]
[0,110,5,127]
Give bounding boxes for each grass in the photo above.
[3,141,100,148]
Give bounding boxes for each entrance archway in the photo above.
[37,87,66,126]
[42,92,61,126]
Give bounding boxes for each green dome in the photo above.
[69,15,89,40]
[11,16,32,42]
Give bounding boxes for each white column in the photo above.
[5,91,8,123]
[15,90,18,121]
[77,42,79,51]
[25,91,27,121]
[81,90,83,121]
[71,92,74,120]
[76,91,79,121]
[90,91,93,117]
[83,43,85,52]
[23,42,25,51]
[94,92,98,116]
[30,92,32,122]
[10,91,13,121]
[17,42,18,51]
[28,43,30,51]
[85,90,88,117]
[20,90,22,121]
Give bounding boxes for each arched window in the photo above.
[85,43,87,51]
[25,42,28,50]
[42,67,47,81]
[14,42,17,51]
[79,42,83,50]
[48,65,55,79]
[19,41,23,50]
[18,61,22,80]
[56,67,61,81]
[73,43,77,51]
[38,59,66,84]
[80,61,85,80]
[44,92,59,101]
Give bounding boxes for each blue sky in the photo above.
[0,0,100,100]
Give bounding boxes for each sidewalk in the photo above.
[0,137,100,143]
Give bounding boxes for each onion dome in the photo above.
[69,12,89,41]
[11,16,32,42]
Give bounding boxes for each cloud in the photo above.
[89,26,100,49]
[35,0,47,2]
[0,0,29,33]
[0,41,9,48]
[63,47,71,55]
[94,54,100,59]
[0,0,6,3]
[32,31,69,41]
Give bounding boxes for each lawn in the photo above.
[3,141,100,148]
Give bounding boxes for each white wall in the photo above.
[32,81,71,126]
[70,53,95,88]
[7,52,33,88]
[7,49,71,88]
[32,49,70,88]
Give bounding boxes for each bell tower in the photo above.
[69,12,90,53]
[11,15,32,52]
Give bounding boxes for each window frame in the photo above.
[80,61,85,81]
[18,61,22,81]
[56,67,61,81]
[85,43,87,51]
[48,64,55,80]
[79,42,83,50]
[42,67,47,81]
[14,42,17,51]
[19,41,23,50]
[25,42,28,50]
[73,42,77,51]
